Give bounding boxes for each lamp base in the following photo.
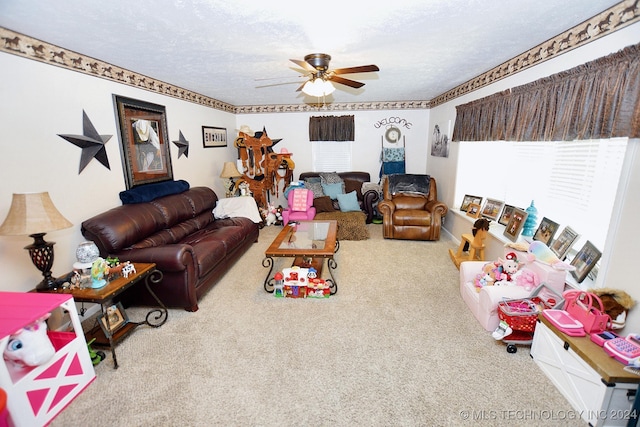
[26,233,58,291]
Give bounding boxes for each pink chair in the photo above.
[282,189,315,225]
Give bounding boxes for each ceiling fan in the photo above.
[290,53,379,97]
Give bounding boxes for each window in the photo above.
[312,141,352,172]
[456,138,628,252]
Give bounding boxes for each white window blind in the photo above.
[456,138,628,252]
[312,141,352,172]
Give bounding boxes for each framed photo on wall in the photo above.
[202,126,227,148]
[460,194,482,212]
[466,203,481,218]
[114,95,173,189]
[570,240,602,283]
[532,217,560,246]
[503,208,528,242]
[481,198,504,222]
[550,226,580,260]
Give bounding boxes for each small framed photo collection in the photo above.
[458,194,586,264]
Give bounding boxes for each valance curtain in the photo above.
[453,43,640,142]
[309,115,355,141]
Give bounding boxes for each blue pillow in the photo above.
[336,191,360,212]
[321,182,344,200]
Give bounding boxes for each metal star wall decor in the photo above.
[58,110,112,173]
[172,130,189,158]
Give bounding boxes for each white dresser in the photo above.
[531,315,639,426]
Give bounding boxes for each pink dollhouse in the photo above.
[0,292,95,426]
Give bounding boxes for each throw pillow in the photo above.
[337,191,361,212]
[313,196,336,213]
[304,181,324,198]
[321,182,344,200]
[343,179,363,200]
[319,171,343,185]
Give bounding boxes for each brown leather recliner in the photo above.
[377,174,448,240]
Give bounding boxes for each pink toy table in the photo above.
[0,292,95,426]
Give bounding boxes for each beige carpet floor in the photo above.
[50,224,583,427]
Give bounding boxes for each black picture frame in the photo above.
[550,226,580,260]
[202,126,227,148]
[532,217,560,246]
[570,240,602,283]
[114,95,173,189]
[460,194,482,212]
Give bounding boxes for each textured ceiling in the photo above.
[0,0,624,107]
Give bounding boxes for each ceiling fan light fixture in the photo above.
[302,78,335,97]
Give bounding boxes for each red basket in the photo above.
[498,296,547,332]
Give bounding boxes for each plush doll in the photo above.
[260,204,278,226]
[588,287,635,329]
[3,314,55,368]
[494,252,521,286]
[511,268,539,291]
[527,241,575,271]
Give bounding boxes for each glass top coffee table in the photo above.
[263,220,339,294]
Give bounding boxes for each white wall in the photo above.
[235,109,431,206]
[0,51,432,293]
[236,110,431,177]
[430,23,640,331]
[0,53,237,292]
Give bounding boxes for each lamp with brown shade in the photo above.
[0,192,73,290]
[220,161,242,198]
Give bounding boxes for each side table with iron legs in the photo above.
[39,262,167,369]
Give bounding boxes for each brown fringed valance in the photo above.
[453,43,640,141]
[309,115,355,141]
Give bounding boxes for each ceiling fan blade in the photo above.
[295,81,306,92]
[255,75,304,81]
[332,65,379,75]
[256,81,303,88]
[290,58,315,72]
[328,75,365,89]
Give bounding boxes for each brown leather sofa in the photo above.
[81,187,259,311]
[378,174,448,240]
[298,171,379,223]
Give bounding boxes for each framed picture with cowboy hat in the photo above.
[202,126,227,148]
[113,95,173,189]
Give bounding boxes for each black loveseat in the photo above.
[298,171,379,224]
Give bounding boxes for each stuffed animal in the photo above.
[588,287,635,329]
[527,241,575,271]
[261,204,279,226]
[510,268,539,291]
[494,252,521,286]
[3,314,55,368]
